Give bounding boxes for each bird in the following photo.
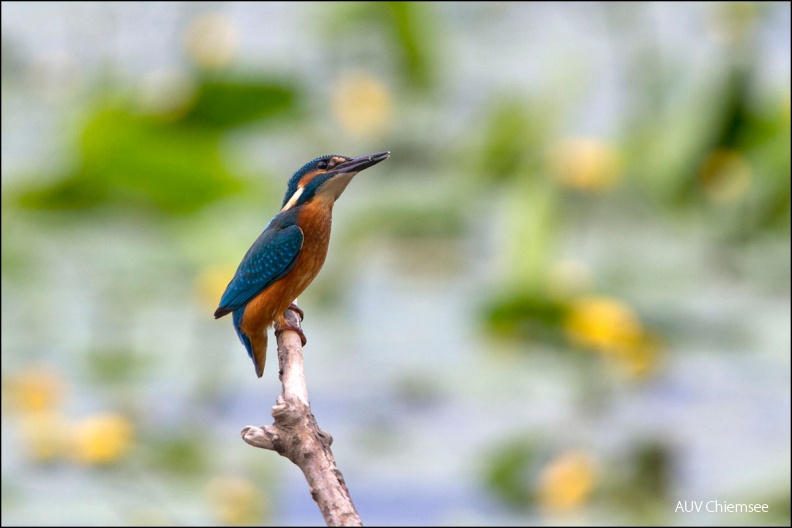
[214,151,391,377]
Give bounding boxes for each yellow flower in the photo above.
[537,451,597,512]
[3,364,65,413]
[184,13,238,69]
[331,72,392,138]
[70,414,134,465]
[616,335,663,378]
[18,410,70,462]
[548,138,623,192]
[565,296,662,378]
[566,296,642,352]
[206,476,264,526]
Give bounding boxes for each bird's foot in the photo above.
[288,303,304,322]
[275,323,307,347]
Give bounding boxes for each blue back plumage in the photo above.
[216,216,304,315]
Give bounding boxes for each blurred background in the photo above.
[1,2,790,526]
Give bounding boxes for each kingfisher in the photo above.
[214,151,390,377]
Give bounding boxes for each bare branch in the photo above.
[241,308,362,526]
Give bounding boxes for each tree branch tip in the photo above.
[241,425,275,450]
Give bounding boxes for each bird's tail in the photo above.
[232,309,267,378]
[253,332,267,378]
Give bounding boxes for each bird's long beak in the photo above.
[336,151,391,174]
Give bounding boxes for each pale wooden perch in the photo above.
[241,307,362,526]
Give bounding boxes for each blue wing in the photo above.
[214,224,304,318]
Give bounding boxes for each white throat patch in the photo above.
[317,172,356,201]
[281,186,304,212]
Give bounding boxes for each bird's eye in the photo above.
[317,161,328,170]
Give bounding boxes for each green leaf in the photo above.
[484,437,537,508]
[16,107,247,214]
[324,2,437,92]
[483,293,569,343]
[384,2,435,91]
[183,77,299,129]
[472,97,551,184]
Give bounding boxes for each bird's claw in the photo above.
[275,324,307,347]
[288,303,304,322]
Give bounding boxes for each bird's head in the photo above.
[281,151,390,211]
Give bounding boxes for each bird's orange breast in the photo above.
[240,200,334,333]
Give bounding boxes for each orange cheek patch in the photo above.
[299,170,320,187]
[298,158,347,188]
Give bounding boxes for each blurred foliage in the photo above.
[620,12,790,240]
[625,442,672,504]
[764,490,792,525]
[18,106,238,213]
[475,14,788,371]
[483,274,663,379]
[83,347,155,383]
[183,76,299,129]
[143,433,209,476]
[4,364,136,466]
[381,2,436,91]
[484,436,539,508]
[13,75,301,215]
[1,2,789,525]
[483,293,568,345]
[325,2,437,92]
[470,96,556,184]
[348,202,467,239]
[206,475,266,526]
[484,437,674,518]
